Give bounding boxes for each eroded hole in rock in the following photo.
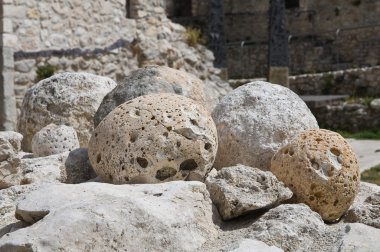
[129,131,139,143]
[136,157,148,168]
[204,142,211,150]
[330,147,341,156]
[163,132,169,137]
[190,119,198,126]
[289,148,294,156]
[96,153,101,164]
[180,159,198,171]
[20,178,31,185]
[310,158,319,170]
[334,199,339,206]
[166,126,172,131]
[156,167,177,181]
[314,191,322,199]
[176,141,181,148]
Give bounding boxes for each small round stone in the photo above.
[271,129,360,221]
[212,81,318,171]
[88,93,218,184]
[32,124,80,157]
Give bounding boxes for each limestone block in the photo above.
[94,65,208,126]
[0,181,218,251]
[271,129,360,221]
[18,72,117,151]
[226,239,283,252]
[0,184,41,238]
[337,223,380,252]
[206,165,292,220]
[0,152,68,188]
[31,124,80,157]
[89,93,217,184]
[0,131,23,152]
[344,191,380,228]
[248,204,325,252]
[212,81,318,171]
[14,59,36,73]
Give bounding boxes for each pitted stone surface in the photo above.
[249,204,325,252]
[89,93,218,184]
[32,124,80,157]
[94,65,209,126]
[0,182,217,251]
[271,129,360,221]
[206,165,293,220]
[212,81,318,171]
[18,72,117,151]
[0,132,23,153]
[0,132,23,189]
[344,191,380,228]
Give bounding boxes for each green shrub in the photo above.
[185,27,205,47]
[36,64,57,81]
[361,164,380,185]
[337,129,380,140]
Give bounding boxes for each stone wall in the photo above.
[307,98,380,132]
[1,0,230,129]
[223,0,380,78]
[289,66,380,96]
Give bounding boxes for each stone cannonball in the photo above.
[32,124,80,157]
[271,129,360,221]
[212,81,318,171]
[18,72,117,151]
[94,65,209,127]
[88,93,218,184]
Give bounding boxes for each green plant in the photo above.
[361,164,380,185]
[346,96,375,106]
[337,129,380,140]
[36,64,57,81]
[185,27,205,47]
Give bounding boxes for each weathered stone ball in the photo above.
[88,93,218,184]
[271,129,360,221]
[32,124,80,157]
[18,72,117,151]
[94,65,209,127]
[212,81,318,171]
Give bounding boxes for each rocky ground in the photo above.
[1,68,379,251]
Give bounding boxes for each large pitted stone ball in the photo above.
[94,65,209,127]
[18,72,117,151]
[271,129,360,221]
[212,81,318,171]
[32,124,80,157]
[88,93,218,184]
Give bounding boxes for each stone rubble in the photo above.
[0,70,379,251]
[0,181,218,252]
[206,165,293,220]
